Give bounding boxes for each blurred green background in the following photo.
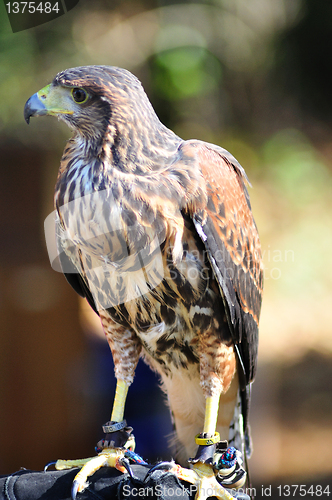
[0,0,332,495]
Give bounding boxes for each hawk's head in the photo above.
[24,65,161,143]
[24,65,181,170]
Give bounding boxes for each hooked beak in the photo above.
[24,84,74,124]
[24,92,47,124]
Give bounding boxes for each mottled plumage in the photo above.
[24,66,263,470]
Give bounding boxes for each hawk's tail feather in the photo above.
[228,389,252,462]
[228,389,254,499]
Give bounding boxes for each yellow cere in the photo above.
[37,83,74,116]
[37,84,51,99]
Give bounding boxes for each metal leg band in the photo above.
[102,420,127,433]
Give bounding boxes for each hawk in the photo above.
[24,66,263,499]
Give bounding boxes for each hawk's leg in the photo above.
[97,379,135,451]
[175,341,246,500]
[172,393,244,500]
[70,379,132,499]
[54,379,132,499]
[58,316,142,499]
[191,393,221,464]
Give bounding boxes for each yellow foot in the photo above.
[172,462,237,500]
[54,448,126,499]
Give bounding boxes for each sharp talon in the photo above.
[119,457,134,478]
[44,461,57,472]
[172,462,237,500]
[143,462,173,481]
[71,480,80,500]
[69,448,126,496]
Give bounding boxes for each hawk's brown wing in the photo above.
[184,141,263,388]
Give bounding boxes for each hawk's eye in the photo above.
[71,88,88,104]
